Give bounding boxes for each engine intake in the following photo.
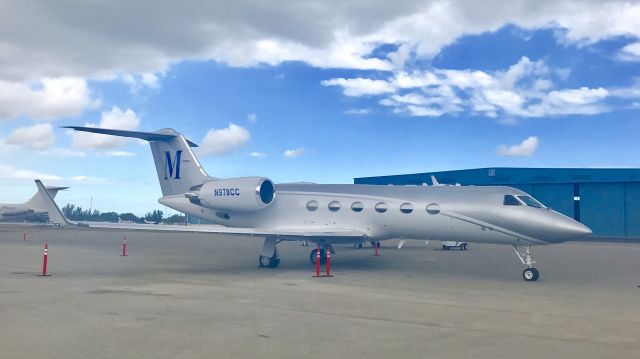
[185,177,275,212]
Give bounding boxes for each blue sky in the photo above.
[1,1,640,215]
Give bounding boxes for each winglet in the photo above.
[34,180,72,226]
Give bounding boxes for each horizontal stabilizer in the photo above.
[62,126,199,147]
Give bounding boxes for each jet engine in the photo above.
[185,177,275,212]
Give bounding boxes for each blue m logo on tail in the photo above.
[164,150,182,179]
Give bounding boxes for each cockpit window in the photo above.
[503,195,521,206]
[517,195,545,208]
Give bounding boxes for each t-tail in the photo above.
[63,127,211,196]
[34,180,71,226]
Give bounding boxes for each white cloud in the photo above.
[69,175,112,185]
[70,107,140,149]
[0,77,99,120]
[327,56,618,118]
[283,148,305,158]
[344,108,370,115]
[249,151,267,158]
[101,150,136,157]
[5,123,54,150]
[498,136,539,157]
[122,72,162,93]
[46,148,86,157]
[0,1,639,85]
[618,42,640,61]
[321,78,396,96]
[247,112,257,124]
[0,164,61,181]
[198,123,250,156]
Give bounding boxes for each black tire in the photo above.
[354,242,363,249]
[260,247,279,268]
[442,245,449,250]
[522,268,539,281]
[462,243,468,251]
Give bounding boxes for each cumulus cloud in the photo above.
[0,164,61,181]
[498,136,539,157]
[321,78,396,96]
[283,148,305,158]
[70,107,140,149]
[249,151,267,158]
[5,123,54,150]
[198,123,250,156]
[2,1,640,83]
[0,77,99,120]
[122,72,162,93]
[328,56,617,118]
[618,42,640,62]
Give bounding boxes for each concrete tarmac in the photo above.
[0,223,639,359]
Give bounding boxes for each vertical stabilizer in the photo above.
[149,131,210,196]
[34,180,71,225]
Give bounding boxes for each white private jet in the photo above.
[1,181,68,224]
[65,126,592,281]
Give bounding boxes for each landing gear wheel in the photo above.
[442,245,449,250]
[259,255,280,268]
[309,248,327,265]
[353,242,363,249]
[462,243,469,251]
[522,268,539,281]
[259,247,280,268]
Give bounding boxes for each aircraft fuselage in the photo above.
[160,183,590,246]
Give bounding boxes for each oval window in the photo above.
[426,203,441,215]
[375,202,388,213]
[328,201,341,212]
[400,203,413,214]
[306,200,319,211]
[351,201,364,212]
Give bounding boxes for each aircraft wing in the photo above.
[73,222,368,243]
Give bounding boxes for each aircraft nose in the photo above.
[548,216,592,243]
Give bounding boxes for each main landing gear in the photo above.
[513,244,539,281]
[259,236,280,268]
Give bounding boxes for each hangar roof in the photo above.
[354,168,640,186]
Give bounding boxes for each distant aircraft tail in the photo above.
[64,127,211,196]
[25,185,68,207]
[33,180,71,225]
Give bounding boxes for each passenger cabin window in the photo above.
[306,200,319,211]
[328,201,341,212]
[400,203,414,214]
[503,195,521,206]
[517,196,545,208]
[375,202,388,213]
[351,202,364,212]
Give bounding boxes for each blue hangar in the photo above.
[355,168,640,240]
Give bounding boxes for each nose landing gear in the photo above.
[513,245,539,281]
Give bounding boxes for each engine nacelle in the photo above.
[185,177,275,212]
